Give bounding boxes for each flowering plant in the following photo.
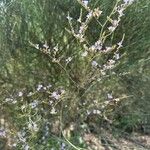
[1,0,136,149]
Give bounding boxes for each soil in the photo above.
[83,131,150,150]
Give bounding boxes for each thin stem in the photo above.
[99,0,120,40]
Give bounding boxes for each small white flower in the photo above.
[89,45,96,51]
[60,89,65,94]
[79,23,86,34]
[43,87,47,90]
[117,41,123,48]
[61,142,66,150]
[5,98,13,102]
[107,93,113,100]
[28,122,38,132]
[33,123,38,132]
[77,17,82,23]
[51,91,60,100]
[66,14,72,21]
[97,78,101,81]
[89,40,103,52]
[86,11,93,19]
[83,0,89,6]
[18,92,23,97]
[12,100,17,104]
[35,44,39,49]
[124,0,128,3]
[93,8,102,18]
[115,53,120,60]
[24,144,29,150]
[87,110,91,115]
[94,40,102,50]
[37,84,43,91]
[108,59,115,65]
[21,105,26,110]
[50,107,57,114]
[92,61,98,67]
[115,98,120,102]
[124,0,135,4]
[29,100,38,109]
[43,43,49,49]
[104,101,109,105]
[47,84,52,89]
[12,143,17,147]
[27,92,33,97]
[117,7,124,17]
[101,70,106,76]
[49,100,53,105]
[66,57,72,63]
[53,45,59,52]
[112,20,119,27]
[108,26,116,32]
[81,51,88,57]
[17,131,26,142]
[93,109,101,114]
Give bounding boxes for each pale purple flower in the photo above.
[94,40,102,50]
[0,129,6,137]
[79,23,86,34]
[123,0,135,4]
[61,143,66,150]
[92,61,98,67]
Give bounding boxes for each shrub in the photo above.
[1,0,150,149]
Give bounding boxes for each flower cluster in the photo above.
[67,7,102,44]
